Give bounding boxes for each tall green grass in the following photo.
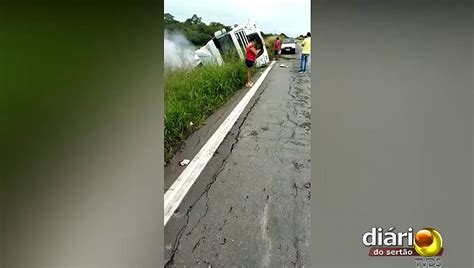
[164,58,247,162]
[264,34,286,60]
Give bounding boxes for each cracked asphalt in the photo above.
[164,47,311,267]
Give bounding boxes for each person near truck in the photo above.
[245,38,260,88]
[274,37,281,60]
[299,32,311,73]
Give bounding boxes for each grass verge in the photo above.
[164,58,247,163]
[264,34,287,60]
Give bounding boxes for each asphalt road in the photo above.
[164,46,311,267]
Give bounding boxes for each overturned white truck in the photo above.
[194,21,270,68]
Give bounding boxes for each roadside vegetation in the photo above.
[164,14,288,163]
[164,56,247,162]
[263,34,287,59]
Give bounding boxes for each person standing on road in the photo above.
[274,37,281,61]
[299,32,311,73]
[245,38,260,88]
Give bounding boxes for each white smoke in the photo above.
[164,31,200,70]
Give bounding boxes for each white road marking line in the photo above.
[164,61,275,226]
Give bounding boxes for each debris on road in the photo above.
[179,159,191,166]
[279,64,288,68]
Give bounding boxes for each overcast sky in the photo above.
[164,0,311,37]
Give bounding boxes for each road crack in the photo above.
[192,237,203,253]
[291,182,301,267]
[185,83,270,236]
[286,75,299,139]
[165,83,270,267]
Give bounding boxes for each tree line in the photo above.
[164,13,232,46]
[164,13,293,46]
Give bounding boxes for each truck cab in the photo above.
[195,21,270,68]
[226,21,270,68]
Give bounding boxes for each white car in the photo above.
[281,38,296,54]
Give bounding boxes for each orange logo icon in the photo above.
[414,228,443,257]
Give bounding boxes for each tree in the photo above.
[207,22,227,36]
[164,13,178,25]
[209,22,225,28]
[185,14,202,25]
[164,13,234,46]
